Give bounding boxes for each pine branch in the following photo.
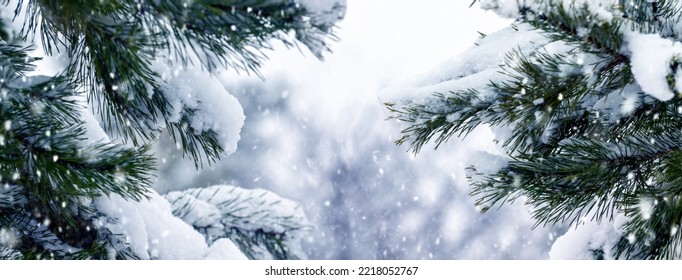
[389,0,682,259]
[167,185,310,260]
[8,0,342,166]
[1,41,155,259]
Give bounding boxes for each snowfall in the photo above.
[155,0,571,259]
[1,0,631,259]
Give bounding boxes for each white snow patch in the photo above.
[549,214,628,259]
[395,24,546,89]
[80,100,112,144]
[466,151,508,176]
[625,31,682,101]
[205,238,248,260]
[165,185,308,259]
[480,0,618,22]
[154,63,245,156]
[581,0,617,22]
[479,0,523,18]
[380,24,548,134]
[94,189,246,259]
[166,185,307,234]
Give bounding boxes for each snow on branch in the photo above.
[166,185,310,260]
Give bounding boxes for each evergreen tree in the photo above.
[383,0,682,259]
[0,0,344,259]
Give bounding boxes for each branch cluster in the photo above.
[385,0,682,259]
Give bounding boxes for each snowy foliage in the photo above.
[93,191,242,260]
[0,0,344,259]
[153,62,246,158]
[166,185,309,260]
[153,1,556,260]
[382,0,682,259]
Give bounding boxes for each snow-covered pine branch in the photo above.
[166,185,309,260]
[382,0,682,259]
[0,0,345,259]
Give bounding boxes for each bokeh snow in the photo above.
[155,0,563,259]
